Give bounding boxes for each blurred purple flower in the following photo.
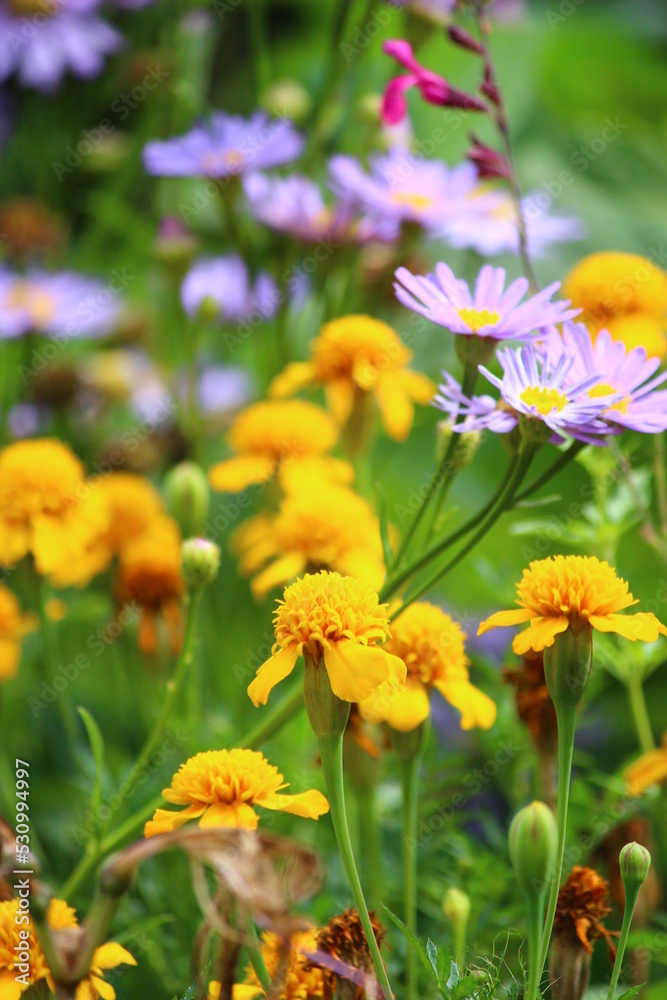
[143,112,304,179]
[0,267,122,339]
[243,171,395,244]
[180,254,279,323]
[0,0,123,92]
[329,149,478,231]
[194,365,252,416]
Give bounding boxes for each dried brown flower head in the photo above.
[0,198,67,260]
[553,866,615,955]
[310,909,387,1000]
[504,651,557,756]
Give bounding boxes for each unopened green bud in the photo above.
[620,841,651,889]
[261,80,311,122]
[509,801,557,898]
[356,93,382,126]
[436,421,481,470]
[443,887,470,927]
[181,537,220,590]
[165,461,210,537]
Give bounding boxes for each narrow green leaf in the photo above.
[77,706,105,841]
[426,938,439,978]
[616,987,646,999]
[375,481,394,572]
[382,905,439,987]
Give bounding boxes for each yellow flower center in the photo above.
[273,570,391,659]
[168,749,286,807]
[390,191,434,212]
[5,281,56,329]
[7,0,58,16]
[228,400,338,460]
[311,315,413,382]
[517,555,636,624]
[605,395,631,415]
[456,307,501,332]
[519,386,569,415]
[588,382,616,399]
[201,149,245,173]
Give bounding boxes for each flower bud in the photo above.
[509,801,557,898]
[181,538,220,590]
[620,841,651,890]
[261,79,311,122]
[153,217,198,275]
[443,887,470,927]
[436,421,481,470]
[165,461,210,537]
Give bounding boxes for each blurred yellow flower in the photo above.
[478,555,667,655]
[0,584,32,681]
[269,315,435,441]
[209,928,323,1000]
[231,484,386,597]
[248,570,406,706]
[360,602,496,731]
[625,732,667,796]
[145,748,329,836]
[114,516,183,655]
[564,251,667,358]
[0,438,109,585]
[208,400,352,493]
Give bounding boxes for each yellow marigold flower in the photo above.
[0,585,32,681]
[231,485,386,598]
[145,748,329,836]
[0,439,109,583]
[248,570,406,706]
[625,732,667,796]
[478,555,667,655]
[269,315,435,442]
[97,472,165,553]
[208,400,353,493]
[359,602,496,732]
[563,252,667,359]
[209,928,323,1000]
[0,898,135,1000]
[114,516,183,655]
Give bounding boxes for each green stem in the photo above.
[38,577,76,742]
[654,432,667,540]
[626,675,655,754]
[246,0,270,100]
[240,683,303,749]
[355,784,382,913]
[606,882,641,1000]
[524,892,544,1000]
[513,440,586,504]
[393,443,537,615]
[401,754,420,1000]
[243,911,273,994]
[318,733,394,999]
[390,363,479,576]
[538,701,577,975]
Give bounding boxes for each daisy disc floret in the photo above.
[394,262,576,342]
[144,748,329,835]
[248,571,407,706]
[478,555,667,655]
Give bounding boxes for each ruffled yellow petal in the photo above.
[250,554,307,599]
[257,788,329,820]
[625,747,667,796]
[399,368,437,404]
[75,980,99,1000]
[325,378,356,426]
[199,800,259,829]
[269,361,316,398]
[323,641,405,702]
[279,456,354,493]
[338,550,385,592]
[208,455,276,493]
[91,943,137,971]
[0,519,30,567]
[0,971,24,1000]
[588,611,667,642]
[477,608,533,635]
[385,677,431,732]
[231,986,266,1000]
[144,803,206,837]
[512,615,569,654]
[248,646,299,707]
[357,653,409,724]
[433,678,497,730]
[374,371,415,442]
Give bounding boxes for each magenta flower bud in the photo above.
[480,64,501,106]
[466,136,512,180]
[447,25,486,55]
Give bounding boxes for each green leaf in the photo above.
[375,481,394,572]
[77,706,105,843]
[451,976,480,1000]
[616,987,646,999]
[446,958,459,989]
[382,906,440,987]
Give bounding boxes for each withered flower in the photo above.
[308,908,387,1000]
[549,866,616,1000]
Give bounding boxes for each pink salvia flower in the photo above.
[381,40,487,125]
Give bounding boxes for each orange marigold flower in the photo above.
[208,400,353,493]
[0,439,109,585]
[563,252,667,359]
[210,927,324,1000]
[359,602,496,732]
[269,315,435,442]
[231,485,386,597]
[478,555,667,655]
[247,571,406,707]
[114,516,183,654]
[97,472,166,554]
[145,748,329,836]
[0,585,32,681]
[625,731,667,796]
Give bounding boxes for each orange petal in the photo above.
[199,801,259,829]
[247,646,299,707]
[251,554,307,599]
[374,372,414,442]
[208,455,276,493]
[399,368,436,404]
[625,748,667,796]
[323,641,405,702]
[433,678,497,730]
[91,943,137,971]
[477,607,532,635]
[257,788,329,819]
[385,677,431,732]
[269,361,316,398]
[144,804,206,837]
[325,379,355,426]
[589,612,667,643]
[512,615,569,654]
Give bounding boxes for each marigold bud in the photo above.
[443,886,470,926]
[509,801,557,898]
[437,420,481,470]
[181,537,220,590]
[620,841,651,890]
[165,461,210,537]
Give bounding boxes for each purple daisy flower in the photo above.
[243,171,395,244]
[180,254,279,323]
[394,262,577,340]
[544,322,667,434]
[328,150,478,231]
[0,267,122,339]
[434,372,517,435]
[142,112,304,179]
[439,189,584,259]
[0,0,123,92]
